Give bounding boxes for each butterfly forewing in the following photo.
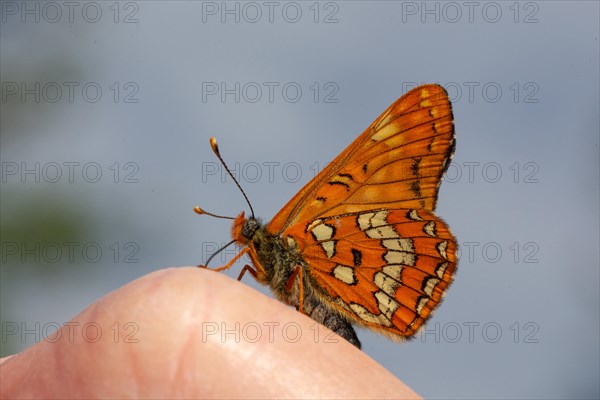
[286,208,456,338]
[268,84,454,235]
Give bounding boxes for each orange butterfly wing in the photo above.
[267,84,455,235]
[266,84,456,338]
[285,209,457,337]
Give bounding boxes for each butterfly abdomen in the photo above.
[304,296,361,348]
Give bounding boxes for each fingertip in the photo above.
[0,267,420,399]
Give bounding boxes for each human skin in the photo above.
[0,267,420,399]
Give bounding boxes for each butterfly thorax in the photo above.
[232,212,305,304]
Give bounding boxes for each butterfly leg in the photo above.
[236,264,257,281]
[284,266,305,313]
[198,248,249,272]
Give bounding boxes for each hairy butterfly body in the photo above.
[231,212,362,346]
[199,84,457,349]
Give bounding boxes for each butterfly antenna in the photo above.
[209,137,255,218]
[204,239,236,267]
[193,207,234,220]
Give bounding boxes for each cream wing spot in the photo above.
[358,210,390,231]
[308,220,337,258]
[408,209,423,221]
[382,238,414,252]
[420,98,433,108]
[436,261,449,279]
[321,240,336,258]
[382,264,403,281]
[335,298,353,313]
[349,303,391,327]
[311,223,334,241]
[332,265,356,285]
[374,271,400,297]
[437,240,449,260]
[366,225,399,239]
[371,123,397,142]
[384,251,416,266]
[416,297,429,315]
[423,221,437,237]
[370,210,389,227]
[423,277,440,297]
[357,212,374,231]
[375,290,400,320]
[306,219,323,233]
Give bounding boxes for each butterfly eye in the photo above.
[242,218,260,239]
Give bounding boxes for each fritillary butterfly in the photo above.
[197,84,457,348]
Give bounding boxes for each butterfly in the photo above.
[196,84,457,349]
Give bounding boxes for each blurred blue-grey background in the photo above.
[1,1,598,398]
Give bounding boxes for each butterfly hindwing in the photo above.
[267,84,455,235]
[285,208,457,338]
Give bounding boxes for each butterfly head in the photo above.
[232,211,261,244]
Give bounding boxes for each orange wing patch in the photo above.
[286,208,457,337]
[268,84,454,235]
